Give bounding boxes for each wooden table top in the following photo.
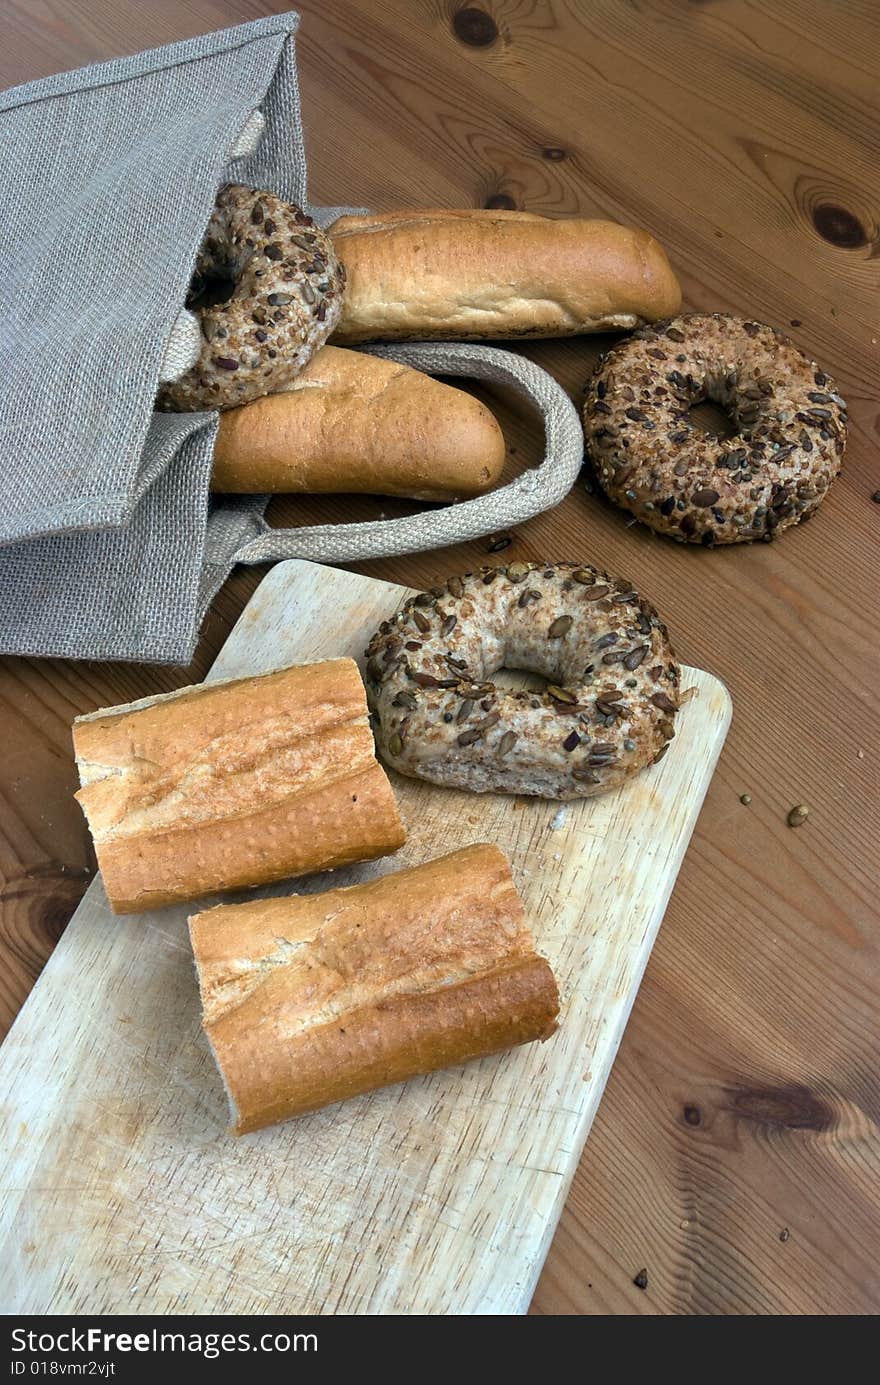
[2,0,877,1316]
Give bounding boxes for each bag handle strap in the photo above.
[230,341,584,566]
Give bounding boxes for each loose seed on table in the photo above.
[787,804,809,827]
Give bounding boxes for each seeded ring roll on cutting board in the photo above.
[211,345,506,501]
[190,843,560,1133]
[329,208,682,343]
[73,659,405,914]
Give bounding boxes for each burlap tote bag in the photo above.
[0,11,583,664]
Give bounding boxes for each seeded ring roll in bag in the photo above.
[73,659,405,913]
[189,843,560,1132]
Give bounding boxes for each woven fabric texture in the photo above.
[0,12,582,664]
[227,343,584,570]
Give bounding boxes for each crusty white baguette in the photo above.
[190,843,559,1132]
[211,345,506,501]
[73,659,405,914]
[329,208,682,343]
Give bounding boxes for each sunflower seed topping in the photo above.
[650,692,677,713]
[506,562,530,583]
[519,588,542,608]
[572,767,601,783]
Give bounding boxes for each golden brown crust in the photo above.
[73,659,405,914]
[331,208,547,233]
[210,345,506,501]
[189,843,560,1132]
[329,209,681,343]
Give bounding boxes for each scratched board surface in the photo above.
[0,560,730,1314]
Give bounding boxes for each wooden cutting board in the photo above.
[0,560,730,1315]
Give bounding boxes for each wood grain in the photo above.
[1,0,878,1315]
[0,560,729,1315]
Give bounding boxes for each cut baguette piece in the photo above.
[73,658,405,914]
[211,344,506,501]
[189,843,559,1133]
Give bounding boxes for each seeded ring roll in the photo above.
[190,843,560,1133]
[365,562,680,800]
[157,184,345,412]
[73,659,405,914]
[583,313,846,545]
